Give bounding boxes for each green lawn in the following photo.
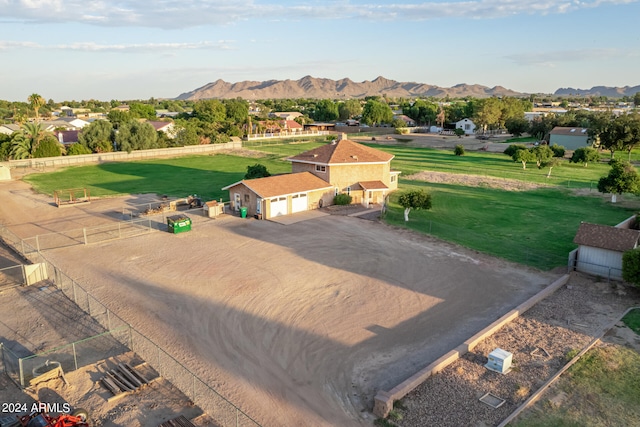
[383,180,635,269]
[622,308,640,334]
[24,154,291,201]
[514,345,640,427]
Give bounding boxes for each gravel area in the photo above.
[392,273,640,427]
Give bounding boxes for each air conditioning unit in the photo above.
[485,348,512,374]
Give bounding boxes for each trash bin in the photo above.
[167,215,192,234]
[240,207,248,218]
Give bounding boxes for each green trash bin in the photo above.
[240,206,248,218]
[167,215,192,234]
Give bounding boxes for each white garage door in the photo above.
[270,197,288,217]
[291,193,308,213]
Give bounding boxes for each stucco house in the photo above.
[0,124,20,135]
[147,121,176,137]
[549,127,589,150]
[456,118,476,135]
[269,112,303,121]
[223,134,400,219]
[572,218,640,280]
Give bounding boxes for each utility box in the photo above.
[204,200,224,218]
[485,348,512,374]
[167,215,192,234]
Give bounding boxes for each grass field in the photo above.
[514,345,640,427]
[24,154,292,201]
[623,308,640,334]
[23,142,640,270]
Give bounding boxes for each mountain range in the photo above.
[175,76,639,100]
[175,76,522,100]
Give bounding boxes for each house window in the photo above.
[465,124,471,130]
[390,175,396,182]
[244,194,250,203]
[315,165,326,173]
[335,188,339,196]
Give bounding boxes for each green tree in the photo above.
[550,144,565,158]
[193,99,226,123]
[454,144,465,156]
[66,143,92,156]
[312,99,339,122]
[129,102,156,120]
[622,248,640,288]
[504,117,530,137]
[530,115,557,141]
[28,93,45,121]
[531,145,554,168]
[474,98,502,132]
[244,163,271,179]
[33,136,64,158]
[597,159,640,203]
[224,98,249,124]
[338,99,362,120]
[398,189,432,222]
[405,99,438,126]
[0,134,11,161]
[107,109,132,129]
[9,122,50,158]
[634,92,640,107]
[174,122,200,146]
[362,99,393,126]
[504,144,527,157]
[512,148,536,169]
[78,120,114,153]
[570,147,600,167]
[543,156,561,178]
[115,121,158,153]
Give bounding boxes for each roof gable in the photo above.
[573,222,640,252]
[288,139,394,165]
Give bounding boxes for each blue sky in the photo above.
[1,0,638,102]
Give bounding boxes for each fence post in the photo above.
[107,309,111,331]
[21,239,25,255]
[83,228,87,245]
[118,223,121,239]
[86,292,91,315]
[129,326,133,351]
[18,357,24,387]
[72,342,78,370]
[72,281,77,304]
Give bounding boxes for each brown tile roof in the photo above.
[288,139,394,165]
[222,172,332,198]
[359,180,388,190]
[550,126,588,136]
[573,222,640,252]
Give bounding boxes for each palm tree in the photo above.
[28,93,45,122]
[9,122,50,159]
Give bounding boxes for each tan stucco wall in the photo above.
[292,162,392,192]
[226,184,333,219]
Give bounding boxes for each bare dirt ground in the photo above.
[0,178,556,426]
[350,133,511,153]
[404,171,550,192]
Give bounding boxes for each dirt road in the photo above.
[0,179,556,426]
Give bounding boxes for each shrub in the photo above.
[550,144,566,158]
[66,143,92,156]
[454,128,465,137]
[622,247,640,288]
[454,144,465,156]
[504,144,528,157]
[334,193,352,205]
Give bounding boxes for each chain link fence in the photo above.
[0,225,261,427]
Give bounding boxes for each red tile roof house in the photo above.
[572,217,640,280]
[222,134,400,219]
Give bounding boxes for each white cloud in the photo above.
[1,0,637,28]
[0,40,234,52]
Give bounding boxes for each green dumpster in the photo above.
[167,215,192,234]
[240,206,248,218]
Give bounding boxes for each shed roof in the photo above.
[573,222,640,252]
[288,138,394,165]
[550,127,588,136]
[359,180,388,190]
[222,172,332,198]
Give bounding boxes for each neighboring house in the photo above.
[147,121,176,137]
[155,109,180,118]
[57,117,90,129]
[572,218,640,280]
[222,134,401,219]
[56,130,79,146]
[269,112,303,121]
[0,124,20,135]
[455,118,476,135]
[394,115,416,127]
[303,122,335,132]
[549,127,589,150]
[524,112,545,122]
[282,120,303,133]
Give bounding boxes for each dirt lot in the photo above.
[0,178,557,426]
[350,133,511,153]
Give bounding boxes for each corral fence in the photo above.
[0,225,261,427]
[0,264,25,289]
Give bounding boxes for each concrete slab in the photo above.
[267,209,329,225]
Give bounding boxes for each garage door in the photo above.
[291,193,307,213]
[270,197,288,217]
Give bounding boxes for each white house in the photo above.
[456,118,476,135]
